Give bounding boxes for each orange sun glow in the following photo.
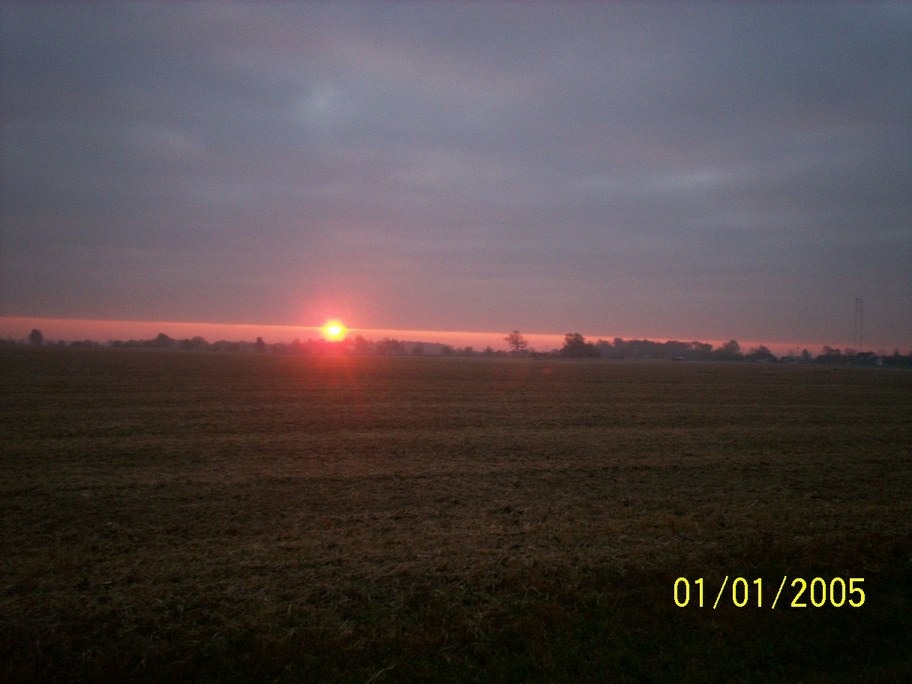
[321,319,348,341]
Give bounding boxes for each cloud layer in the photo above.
[2,2,910,348]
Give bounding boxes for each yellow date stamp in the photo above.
[674,576,865,609]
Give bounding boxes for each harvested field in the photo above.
[1,346,910,681]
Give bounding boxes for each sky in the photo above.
[1,1,910,352]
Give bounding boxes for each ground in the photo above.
[1,347,910,681]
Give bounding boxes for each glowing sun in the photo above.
[321,319,348,341]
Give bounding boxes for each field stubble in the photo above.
[1,347,910,681]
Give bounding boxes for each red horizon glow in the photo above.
[0,315,895,357]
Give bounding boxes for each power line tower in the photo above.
[854,297,864,351]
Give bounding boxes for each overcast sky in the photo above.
[2,1,910,350]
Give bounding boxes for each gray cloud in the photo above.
[1,1,910,348]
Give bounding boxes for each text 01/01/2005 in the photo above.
[673,576,865,609]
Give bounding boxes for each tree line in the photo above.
[6,328,911,366]
[505,330,910,366]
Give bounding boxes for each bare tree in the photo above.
[504,330,529,355]
[561,332,599,358]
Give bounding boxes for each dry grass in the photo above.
[1,347,910,681]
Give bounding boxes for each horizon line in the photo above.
[1,315,900,356]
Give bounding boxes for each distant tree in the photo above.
[153,332,174,349]
[411,343,425,356]
[376,338,405,355]
[255,336,266,353]
[688,341,713,358]
[180,336,208,351]
[351,335,372,355]
[561,332,599,358]
[504,330,529,355]
[713,339,742,360]
[745,345,776,362]
[28,329,44,346]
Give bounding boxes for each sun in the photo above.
[321,319,348,342]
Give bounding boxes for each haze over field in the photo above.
[2,2,910,351]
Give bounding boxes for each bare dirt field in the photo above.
[1,347,910,682]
